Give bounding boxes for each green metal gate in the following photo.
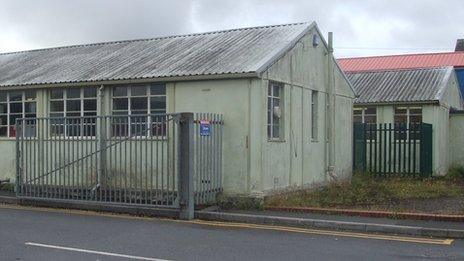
[353,123,433,177]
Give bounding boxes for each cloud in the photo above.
[0,0,463,57]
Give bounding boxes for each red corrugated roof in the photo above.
[338,51,464,72]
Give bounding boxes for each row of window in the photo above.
[353,107,423,125]
[267,82,319,140]
[354,107,423,140]
[0,84,167,137]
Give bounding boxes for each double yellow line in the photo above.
[0,204,454,245]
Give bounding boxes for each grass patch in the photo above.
[0,182,14,192]
[265,173,464,210]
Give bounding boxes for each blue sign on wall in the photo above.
[200,120,211,136]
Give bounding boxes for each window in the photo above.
[267,82,283,139]
[394,107,422,125]
[311,90,318,140]
[353,107,377,124]
[49,87,97,136]
[0,90,36,137]
[112,84,166,136]
[394,107,422,140]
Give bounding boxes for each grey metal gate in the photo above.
[15,113,223,213]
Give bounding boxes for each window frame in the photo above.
[267,82,284,141]
[353,107,377,124]
[49,87,98,137]
[394,106,422,140]
[0,90,37,138]
[111,83,167,137]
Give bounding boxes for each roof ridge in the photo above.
[0,22,312,56]
[346,66,453,74]
[338,51,464,61]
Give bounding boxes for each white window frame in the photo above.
[267,82,283,140]
[394,106,422,141]
[0,90,37,138]
[353,107,377,124]
[111,84,166,137]
[394,106,422,126]
[49,87,97,137]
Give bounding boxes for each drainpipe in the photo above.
[327,32,336,180]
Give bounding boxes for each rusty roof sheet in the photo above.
[0,22,314,87]
[338,52,464,72]
[346,67,453,104]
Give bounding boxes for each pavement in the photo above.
[225,209,464,230]
[1,204,464,261]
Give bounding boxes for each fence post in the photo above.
[420,123,433,177]
[15,120,22,195]
[353,123,366,173]
[178,112,194,220]
[96,87,107,191]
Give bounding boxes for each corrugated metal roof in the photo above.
[346,67,453,104]
[338,52,464,72]
[0,22,314,87]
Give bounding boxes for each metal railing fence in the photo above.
[15,113,223,209]
[353,122,432,177]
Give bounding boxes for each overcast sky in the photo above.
[0,0,462,58]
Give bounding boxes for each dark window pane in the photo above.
[353,115,362,123]
[25,90,36,101]
[66,112,80,117]
[50,89,63,99]
[84,99,97,111]
[0,115,7,125]
[50,101,64,112]
[273,85,280,97]
[151,110,166,115]
[131,97,147,110]
[0,92,6,102]
[0,103,6,113]
[410,108,422,115]
[150,84,166,95]
[113,111,128,116]
[394,115,407,123]
[410,115,422,123]
[10,103,22,113]
[50,113,64,118]
[84,111,97,116]
[25,102,36,113]
[25,113,36,118]
[272,124,280,138]
[10,92,22,101]
[364,116,376,124]
[273,97,280,107]
[113,98,128,110]
[150,97,166,110]
[353,109,362,115]
[9,126,16,137]
[10,114,22,125]
[67,88,80,99]
[0,127,6,136]
[132,110,147,115]
[365,107,376,115]
[131,86,147,96]
[84,88,97,98]
[395,108,407,115]
[113,87,127,97]
[66,100,81,112]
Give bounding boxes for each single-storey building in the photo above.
[338,52,464,175]
[0,22,355,195]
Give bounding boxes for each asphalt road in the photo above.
[0,205,463,261]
